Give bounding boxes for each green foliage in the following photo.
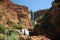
[5,33,19,40]
[12,23,18,28]
[34,23,41,30]
[7,20,24,30]
[0,20,24,40]
[13,23,24,30]
[0,21,25,40]
[4,27,12,36]
[37,14,44,20]
[17,23,24,29]
[37,14,44,23]
[0,24,6,33]
[34,14,44,30]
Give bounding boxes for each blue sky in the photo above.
[11,0,53,12]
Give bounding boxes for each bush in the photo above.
[13,23,24,30]
[17,23,24,30]
[5,33,19,40]
[4,27,12,36]
[0,24,6,33]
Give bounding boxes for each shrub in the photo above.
[5,33,20,40]
[4,27,12,36]
[13,23,24,30]
[17,23,24,30]
[12,23,18,29]
[0,24,6,33]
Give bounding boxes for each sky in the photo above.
[11,0,53,12]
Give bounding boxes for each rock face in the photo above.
[34,9,48,20]
[34,0,60,39]
[0,0,32,29]
[49,1,60,39]
[54,0,60,2]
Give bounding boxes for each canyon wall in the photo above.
[34,0,60,39]
[0,0,32,29]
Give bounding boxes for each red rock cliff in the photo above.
[0,0,32,29]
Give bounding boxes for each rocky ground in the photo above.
[19,35,50,40]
